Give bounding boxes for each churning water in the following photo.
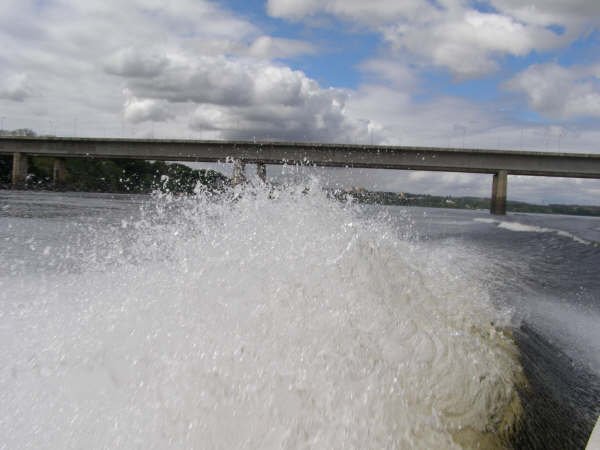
[0,183,598,449]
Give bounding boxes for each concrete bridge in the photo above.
[2,136,600,214]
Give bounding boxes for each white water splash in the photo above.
[1,182,521,449]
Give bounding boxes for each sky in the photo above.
[1,0,599,204]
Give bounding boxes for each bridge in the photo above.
[2,136,600,214]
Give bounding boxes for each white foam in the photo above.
[497,221,550,233]
[1,182,521,449]
[474,218,591,245]
[473,218,496,224]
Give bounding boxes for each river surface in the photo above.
[1,187,599,449]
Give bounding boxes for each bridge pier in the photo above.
[53,158,67,187]
[256,163,266,182]
[11,152,29,188]
[232,159,246,185]
[491,170,507,215]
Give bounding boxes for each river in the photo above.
[1,185,599,449]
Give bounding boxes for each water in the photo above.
[1,185,598,449]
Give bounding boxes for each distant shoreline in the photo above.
[332,189,600,217]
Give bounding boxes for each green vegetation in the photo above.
[0,155,228,193]
[0,128,229,193]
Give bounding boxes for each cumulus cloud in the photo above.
[490,0,600,33]
[344,80,600,156]
[189,99,362,142]
[0,0,371,141]
[178,61,366,141]
[267,0,434,26]
[115,54,368,141]
[267,0,593,78]
[0,73,31,102]
[385,10,561,78]
[506,63,600,119]
[247,36,315,59]
[346,84,502,146]
[124,56,330,107]
[123,91,173,123]
[268,0,600,35]
[104,47,169,78]
[359,59,418,89]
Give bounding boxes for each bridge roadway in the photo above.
[2,136,600,214]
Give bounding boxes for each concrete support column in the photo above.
[11,152,28,188]
[232,159,246,186]
[256,162,266,182]
[491,169,508,215]
[53,158,67,186]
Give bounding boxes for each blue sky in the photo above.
[221,0,384,88]
[225,0,599,101]
[236,1,600,126]
[0,0,599,202]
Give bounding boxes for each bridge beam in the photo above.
[232,159,246,185]
[11,152,28,187]
[2,137,600,178]
[53,158,67,187]
[256,163,266,182]
[491,170,508,215]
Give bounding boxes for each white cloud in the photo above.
[359,59,418,89]
[104,48,170,78]
[0,73,31,102]
[185,71,365,142]
[490,0,600,34]
[506,63,600,119]
[266,0,322,21]
[123,92,173,123]
[0,0,368,141]
[346,84,502,146]
[112,54,369,141]
[124,57,311,106]
[267,0,594,78]
[386,10,561,78]
[247,36,315,59]
[267,0,435,26]
[344,80,600,157]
